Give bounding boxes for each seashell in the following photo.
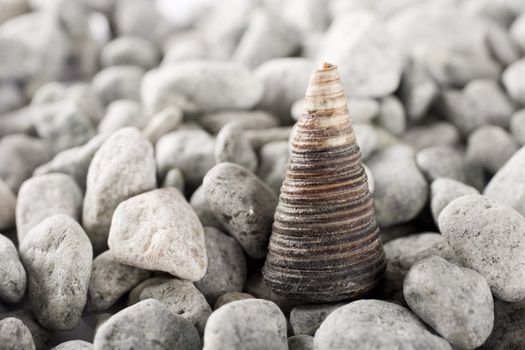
[262,63,386,303]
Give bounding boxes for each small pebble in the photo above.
[0,234,26,303]
[430,178,479,224]
[52,340,93,350]
[161,168,185,192]
[257,141,289,194]
[215,122,258,172]
[0,317,35,350]
[214,292,254,309]
[246,127,293,151]
[0,310,52,350]
[97,99,146,135]
[200,110,280,134]
[92,65,144,106]
[142,106,183,144]
[502,58,525,106]
[509,109,525,145]
[288,335,314,350]
[376,96,406,136]
[348,98,380,123]
[416,146,466,182]
[510,13,525,52]
[404,256,494,349]
[290,303,343,336]
[100,36,160,69]
[0,178,16,230]
[399,58,439,121]
[403,121,460,151]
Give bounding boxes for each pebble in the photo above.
[0,317,35,350]
[214,292,254,309]
[439,195,525,302]
[257,141,289,194]
[161,168,185,192]
[403,121,460,151]
[376,96,406,136]
[52,340,93,350]
[189,185,225,230]
[318,11,402,98]
[404,256,494,349]
[510,13,525,52]
[156,129,215,189]
[288,335,314,350]
[87,250,151,312]
[353,123,378,160]
[83,128,156,252]
[203,299,288,350]
[348,98,380,123]
[0,234,26,304]
[0,134,52,193]
[215,122,258,172]
[481,299,525,350]
[97,100,146,135]
[399,58,439,121]
[200,110,280,134]
[109,188,207,280]
[290,303,343,336]
[19,215,92,330]
[502,58,525,106]
[133,276,212,335]
[0,178,16,230]
[142,60,264,115]
[416,146,466,182]
[92,65,144,106]
[485,21,520,66]
[100,36,160,69]
[16,173,82,242]
[94,299,201,350]
[484,146,525,216]
[203,162,279,258]
[509,109,525,145]
[466,125,518,174]
[195,227,247,304]
[430,178,479,224]
[0,310,52,350]
[246,127,293,151]
[314,299,451,350]
[368,145,428,227]
[142,106,183,144]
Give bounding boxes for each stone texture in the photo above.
[0,317,35,350]
[430,178,479,224]
[97,100,146,135]
[467,126,518,174]
[0,234,26,303]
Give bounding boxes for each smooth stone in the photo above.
[403,122,460,151]
[439,195,525,302]
[400,58,439,121]
[466,125,518,174]
[203,299,288,350]
[52,340,93,350]
[134,276,212,335]
[161,168,185,193]
[94,299,201,350]
[100,35,160,70]
[195,227,247,304]
[404,256,493,349]
[16,173,82,242]
[314,299,451,350]
[0,234,26,303]
[368,145,428,227]
[108,188,207,281]
[189,185,224,230]
[430,178,479,224]
[509,109,525,145]
[481,299,525,350]
[83,128,156,252]
[19,215,92,330]
[92,65,144,106]
[0,317,35,350]
[0,310,52,350]
[258,141,289,194]
[290,303,343,336]
[203,163,278,258]
[416,146,466,182]
[288,335,314,350]
[0,134,52,193]
[87,250,151,312]
[215,122,258,172]
[485,21,520,66]
[142,106,183,144]
[156,129,215,189]
[484,146,525,216]
[200,110,280,134]
[97,100,146,135]
[503,58,525,106]
[510,13,525,52]
[214,292,254,309]
[376,96,406,136]
[353,123,378,160]
[0,178,16,230]
[142,60,264,115]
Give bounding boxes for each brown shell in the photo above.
[262,63,385,302]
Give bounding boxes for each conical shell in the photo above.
[262,63,385,302]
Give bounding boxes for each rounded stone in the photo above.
[100,36,160,70]
[467,125,518,174]
[92,65,144,106]
[0,317,35,350]
[189,185,224,230]
[0,234,26,304]
[416,146,466,182]
[142,106,183,145]
[430,178,479,224]
[502,58,525,106]
[97,100,146,135]
[215,122,258,173]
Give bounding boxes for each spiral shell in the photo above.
[262,63,385,302]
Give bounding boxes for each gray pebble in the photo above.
[481,299,525,350]
[134,276,212,335]
[97,100,146,135]
[203,299,288,350]
[92,65,144,106]
[484,146,525,216]
[109,188,207,280]
[258,141,289,194]
[403,122,460,151]
[314,299,451,350]
[142,106,183,144]
[376,96,406,136]
[215,122,258,172]
[156,129,215,189]
[200,110,280,134]
[203,162,278,258]
[195,227,247,304]
[161,168,185,193]
[510,13,525,52]
[19,214,92,330]
[509,109,525,145]
[348,98,380,123]
[404,256,493,349]
[430,178,479,224]
[83,128,156,252]
[87,250,151,312]
[94,299,201,350]
[0,178,16,230]
[288,335,314,350]
[466,125,518,174]
[353,123,378,160]
[0,311,52,350]
[214,292,254,309]
[368,145,428,227]
[416,146,466,182]
[189,185,224,230]
[16,173,82,242]
[290,303,343,336]
[503,58,525,106]
[0,317,35,350]
[439,195,525,302]
[0,234,26,303]
[246,127,293,151]
[0,134,52,193]
[142,60,263,115]
[101,36,160,70]
[52,340,93,350]
[399,58,439,121]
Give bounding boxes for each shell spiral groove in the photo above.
[262,63,386,302]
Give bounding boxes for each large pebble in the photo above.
[481,299,525,350]
[87,250,151,312]
[100,36,160,70]
[195,227,247,304]
[142,60,264,115]
[416,146,466,182]
[94,299,201,350]
[215,122,258,172]
[16,173,82,242]
[258,141,289,194]
[403,122,460,151]
[290,303,343,336]
[314,299,451,350]
[19,215,92,330]
[83,128,156,252]
[509,109,525,145]
[203,299,288,350]
[0,317,35,350]
[92,65,144,106]
[368,145,428,227]
[503,58,525,106]
[0,234,26,303]
[108,188,207,281]
[430,178,479,224]
[404,256,494,349]
[439,195,525,302]
[142,106,183,144]
[203,162,278,258]
[200,110,280,134]
[0,178,16,230]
